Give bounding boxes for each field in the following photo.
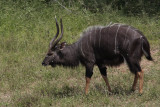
[0,1,160,106]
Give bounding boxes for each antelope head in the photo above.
[42,18,67,67]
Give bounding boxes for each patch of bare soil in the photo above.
[114,48,160,73]
[0,92,11,104]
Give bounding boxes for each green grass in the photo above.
[0,1,160,107]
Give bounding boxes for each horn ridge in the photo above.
[49,17,59,48]
[52,18,63,47]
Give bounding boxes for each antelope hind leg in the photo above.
[138,70,144,94]
[132,72,139,91]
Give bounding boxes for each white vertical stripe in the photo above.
[81,40,85,57]
[94,29,96,47]
[90,31,92,44]
[133,30,137,39]
[99,28,102,48]
[114,24,121,53]
[123,26,130,47]
[87,34,90,49]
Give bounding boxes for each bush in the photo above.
[3,0,160,16]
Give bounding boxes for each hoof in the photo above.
[108,91,112,95]
[139,93,143,96]
[131,88,136,92]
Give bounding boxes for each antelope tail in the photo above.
[142,37,153,61]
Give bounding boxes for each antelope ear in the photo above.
[60,42,67,50]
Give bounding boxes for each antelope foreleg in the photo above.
[98,66,111,92]
[101,75,111,92]
[85,77,91,95]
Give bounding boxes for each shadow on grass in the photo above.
[46,85,135,98]
[94,84,135,96]
[13,94,39,107]
[39,85,83,98]
[37,82,138,99]
[53,86,82,98]
[12,86,82,106]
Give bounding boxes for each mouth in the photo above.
[49,61,56,67]
[42,62,48,66]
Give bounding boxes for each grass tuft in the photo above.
[0,1,160,106]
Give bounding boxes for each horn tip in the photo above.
[60,18,62,23]
[55,16,58,22]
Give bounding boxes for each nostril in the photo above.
[42,62,45,66]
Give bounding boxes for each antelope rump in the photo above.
[42,18,153,94]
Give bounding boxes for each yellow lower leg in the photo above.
[102,75,111,92]
[85,77,91,95]
[138,70,144,94]
[132,73,138,91]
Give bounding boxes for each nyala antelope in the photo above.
[42,18,153,94]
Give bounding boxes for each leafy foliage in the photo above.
[2,0,160,15]
[42,0,160,15]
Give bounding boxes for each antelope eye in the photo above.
[47,53,53,56]
[55,46,60,50]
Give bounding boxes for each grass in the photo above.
[0,1,160,107]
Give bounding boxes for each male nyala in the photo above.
[42,18,153,94]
